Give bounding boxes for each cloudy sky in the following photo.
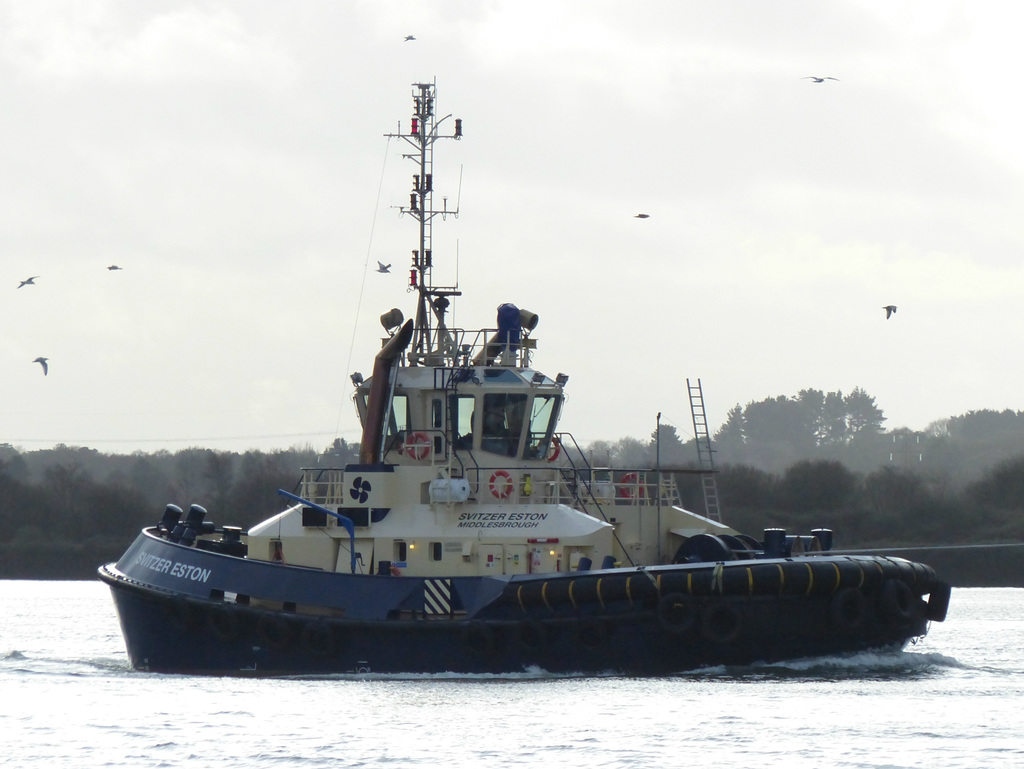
[4,1,1024,455]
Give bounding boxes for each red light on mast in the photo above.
[411,117,419,135]
[409,269,417,288]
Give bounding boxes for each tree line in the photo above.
[3,391,1024,583]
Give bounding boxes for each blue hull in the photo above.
[99,529,949,676]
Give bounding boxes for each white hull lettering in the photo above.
[456,512,547,529]
[457,520,541,529]
[135,552,212,583]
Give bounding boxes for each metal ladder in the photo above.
[687,378,722,523]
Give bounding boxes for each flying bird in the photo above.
[107,265,123,270]
[883,305,897,319]
[377,261,391,273]
[634,213,650,219]
[404,35,416,41]
[18,276,39,288]
[33,357,48,375]
[803,76,839,83]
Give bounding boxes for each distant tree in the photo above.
[743,396,817,454]
[797,388,826,442]
[718,464,776,510]
[946,409,1024,441]
[322,438,359,464]
[819,390,849,446]
[586,440,614,467]
[0,470,32,544]
[203,451,236,517]
[230,450,309,527]
[846,387,886,436]
[777,459,857,513]
[714,405,746,451]
[43,464,93,537]
[86,481,152,540]
[863,466,925,517]
[649,423,688,467]
[0,452,30,482]
[612,437,651,467]
[128,451,172,510]
[968,456,1024,511]
[172,449,210,505]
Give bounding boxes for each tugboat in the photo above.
[99,82,951,676]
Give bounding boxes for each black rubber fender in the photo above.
[463,621,496,656]
[859,559,887,592]
[516,618,550,651]
[700,601,742,644]
[830,587,868,632]
[567,576,602,606]
[877,579,915,624]
[746,562,786,595]
[207,604,243,642]
[656,570,691,596]
[575,618,610,649]
[625,573,659,607]
[657,592,697,634]
[166,597,201,632]
[257,613,296,651]
[810,560,842,594]
[926,581,952,622]
[301,619,336,657]
[835,559,866,591]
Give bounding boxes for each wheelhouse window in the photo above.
[450,394,476,451]
[384,395,409,453]
[525,395,562,459]
[481,393,527,457]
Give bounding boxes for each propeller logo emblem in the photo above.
[350,476,371,504]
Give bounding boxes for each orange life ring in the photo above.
[404,431,431,461]
[617,471,639,499]
[489,469,514,500]
[546,437,562,462]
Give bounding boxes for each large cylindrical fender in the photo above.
[877,579,916,624]
[830,587,868,632]
[657,592,697,634]
[700,601,742,644]
[926,582,952,622]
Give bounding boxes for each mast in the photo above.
[384,82,463,365]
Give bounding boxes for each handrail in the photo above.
[276,489,357,574]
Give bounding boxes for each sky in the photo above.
[4,0,1024,455]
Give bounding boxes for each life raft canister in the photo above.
[403,431,431,461]
[489,469,514,499]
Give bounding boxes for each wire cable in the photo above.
[333,136,392,443]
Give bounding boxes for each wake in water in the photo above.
[1,648,133,678]
[681,648,967,681]
[273,652,968,683]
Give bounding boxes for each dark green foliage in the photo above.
[714,387,887,471]
[968,456,1024,511]
[777,460,857,514]
[0,440,359,577]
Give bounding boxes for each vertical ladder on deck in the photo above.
[687,378,722,523]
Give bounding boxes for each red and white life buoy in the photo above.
[617,471,639,499]
[546,437,562,463]
[403,431,431,461]
[489,469,514,500]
